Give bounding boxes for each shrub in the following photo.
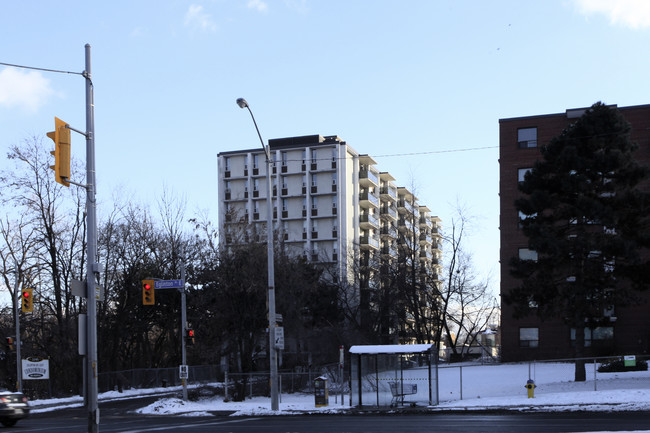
[597,359,648,373]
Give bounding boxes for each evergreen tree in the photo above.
[506,102,650,381]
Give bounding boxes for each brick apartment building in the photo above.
[499,104,650,362]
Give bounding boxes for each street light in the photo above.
[236,97,279,411]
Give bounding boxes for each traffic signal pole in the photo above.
[83,44,100,433]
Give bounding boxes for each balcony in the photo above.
[360,235,380,250]
[419,216,433,228]
[360,213,379,229]
[380,225,393,239]
[419,232,433,244]
[397,199,417,215]
[380,245,396,258]
[380,186,398,201]
[398,217,415,233]
[359,169,379,187]
[380,205,397,220]
[359,191,379,208]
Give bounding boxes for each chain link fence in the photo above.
[97,364,224,393]
[224,363,347,402]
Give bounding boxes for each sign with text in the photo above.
[155,279,184,289]
[22,358,50,380]
[274,326,284,350]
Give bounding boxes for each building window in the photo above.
[518,248,538,262]
[518,127,537,148]
[519,327,539,348]
[253,178,260,198]
[518,210,537,228]
[518,168,532,184]
[311,149,317,169]
[570,327,614,347]
[311,196,318,216]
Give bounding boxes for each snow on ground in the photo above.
[29,361,650,419]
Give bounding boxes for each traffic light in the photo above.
[142,279,155,305]
[5,337,14,351]
[21,288,33,313]
[186,329,195,345]
[47,117,71,187]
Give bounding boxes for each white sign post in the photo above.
[179,365,188,380]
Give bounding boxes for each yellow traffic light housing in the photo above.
[142,279,155,305]
[47,117,71,187]
[21,288,34,313]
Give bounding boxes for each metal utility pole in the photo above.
[83,44,100,433]
[180,249,188,402]
[13,270,22,393]
[236,98,279,410]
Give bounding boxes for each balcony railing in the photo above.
[380,186,398,200]
[359,191,380,208]
[360,213,379,228]
[360,235,380,249]
[359,169,379,186]
[397,199,417,215]
[380,205,398,220]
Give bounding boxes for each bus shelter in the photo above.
[349,344,438,408]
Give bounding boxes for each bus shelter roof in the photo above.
[349,344,434,355]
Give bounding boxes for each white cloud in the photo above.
[184,4,218,33]
[574,0,650,29]
[247,0,269,13]
[0,68,54,113]
[284,0,308,14]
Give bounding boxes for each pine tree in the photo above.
[506,102,650,381]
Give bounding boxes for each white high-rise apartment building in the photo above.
[217,134,442,287]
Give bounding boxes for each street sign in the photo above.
[22,358,50,380]
[274,326,284,350]
[179,364,188,379]
[155,279,184,289]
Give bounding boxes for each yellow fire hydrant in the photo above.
[525,379,536,398]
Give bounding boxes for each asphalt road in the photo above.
[20,403,650,433]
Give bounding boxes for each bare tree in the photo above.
[439,206,498,361]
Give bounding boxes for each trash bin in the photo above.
[314,376,328,407]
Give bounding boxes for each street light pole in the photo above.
[236,98,279,411]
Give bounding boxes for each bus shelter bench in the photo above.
[388,381,417,407]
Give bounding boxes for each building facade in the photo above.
[499,104,650,361]
[217,134,442,340]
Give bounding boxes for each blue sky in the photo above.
[2,0,650,297]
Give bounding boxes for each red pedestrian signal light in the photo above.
[21,288,33,313]
[142,279,155,305]
[47,117,71,187]
[5,337,15,351]
[186,329,195,345]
